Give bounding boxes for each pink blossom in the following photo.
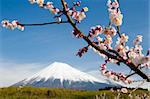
[88,25,103,37]
[133,35,143,45]
[18,25,24,31]
[103,26,117,36]
[45,2,53,9]
[36,0,44,7]
[1,20,9,27]
[107,0,123,26]
[28,0,36,4]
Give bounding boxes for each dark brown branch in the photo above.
[117,26,121,38]
[117,0,120,4]
[19,21,68,26]
[61,0,150,82]
[126,72,136,79]
[107,49,120,56]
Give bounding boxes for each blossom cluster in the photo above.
[68,6,88,22]
[29,0,60,14]
[68,0,149,83]
[97,33,149,82]
[88,25,103,38]
[45,2,60,14]
[100,59,132,84]
[103,26,117,37]
[1,20,24,31]
[115,34,129,59]
[107,0,123,26]
[28,0,88,22]
[127,35,150,67]
[29,0,44,7]
[87,25,117,50]
[82,0,149,83]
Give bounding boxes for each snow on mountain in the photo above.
[13,62,120,90]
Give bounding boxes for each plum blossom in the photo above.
[1,20,24,31]
[17,25,25,31]
[70,11,87,22]
[44,2,60,14]
[132,56,150,66]
[82,7,89,12]
[36,0,44,7]
[134,45,143,55]
[107,0,123,26]
[1,20,9,27]
[12,20,18,28]
[127,45,149,66]
[96,36,103,42]
[55,17,62,23]
[49,8,60,14]
[100,61,132,84]
[109,13,123,26]
[68,6,88,22]
[117,33,128,44]
[120,34,129,43]
[28,0,36,4]
[107,0,119,11]
[29,0,44,7]
[104,35,112,49]
[115,34,129,58]
[29,0,60,14]
[88,25,103,37]
[28,0,88,22]
[75,12,86,22]
[103,26,117,36]
[73,1,81,7]
[128,48,137,59]
[45,2,53,9]
[96,37,108,50]
[133,35,143,45]
[99,43,107,50]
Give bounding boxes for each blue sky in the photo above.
[0,0,149,87]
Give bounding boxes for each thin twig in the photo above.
[19,21,68,26]
[117,26,121,38]
[126,72,136,79]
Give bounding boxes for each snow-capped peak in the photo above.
[24,62,107,84]
[14,62,121,90]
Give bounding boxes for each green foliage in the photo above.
[0,87,149,99]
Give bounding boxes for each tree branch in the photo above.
[61,0,150,82]
[116,26,121,38]
[19,21,69,26]
[107,49,120,56]
[126,72,136,79]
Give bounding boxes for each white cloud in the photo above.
[0,61,47,87]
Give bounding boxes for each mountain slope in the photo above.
[13,62,120,90]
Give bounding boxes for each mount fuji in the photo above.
[13,62,120,90]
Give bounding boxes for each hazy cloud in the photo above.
[0,61,47,87]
